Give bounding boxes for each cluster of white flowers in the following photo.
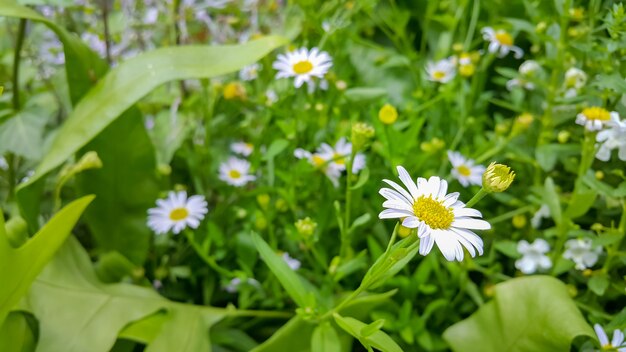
[563,67,587,98]
[515,235,603,274]
[575,107,626,162]
[294,137,365,187]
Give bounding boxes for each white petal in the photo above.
[397,166,420,199]
[379,209,414,219]
[419,234,435,256]
[452,218,491,230]
[402,217,421,228]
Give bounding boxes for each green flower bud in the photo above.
[483,162,515,193]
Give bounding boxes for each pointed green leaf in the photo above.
[333,313,403,352]
[0,195,94,325]
[312,322,342,352]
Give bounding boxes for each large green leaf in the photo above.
[76,111,159,264]
[26,236,230,352]
[333,313,403,352]
[17,35,286,194]
[0,195,94,325]
[0,108,46,160]
[442,276,594,352]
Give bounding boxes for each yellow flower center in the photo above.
[333,153,346,165]
[229,170,242,179]
[433,71,446,80]
[412,196,454,230]
[582,107,610,121]
[169,207,189,221]
[457,165,472,177]
[312,155,326,167]
[495,31,513,46]
[293,60,314,74]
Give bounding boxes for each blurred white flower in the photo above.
[0,156,7,170]
[265,89,278,105]
[576,107,616,132]
[224,277,260,293]
[147,191,208,235]
[219,157,256,187]
[596,114,626,162]
[563,67,587,98]
[282,252,301,270]
[378,166,490,261]
[447,151,485,187]
[515,239,552,274]
[506,60,541,90]
[294,147,342,187]
[593,324,626,352]
[273,47,332,88]
[231,141,254,157]
[426,58,456,83]
[239,63,261,81]
[563,238,602,270]
[531,204,551,229]
[481,27,524,58]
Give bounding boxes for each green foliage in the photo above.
[0,196,94,325]
[443,276,594,351]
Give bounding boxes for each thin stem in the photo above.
[465,188,489,208]
[12,19,27,110]
[184,231,232,277]
[340,149,356,259]
[100,0,112,64]
[464,0,480,49]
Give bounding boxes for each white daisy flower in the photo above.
[273,47,333,89]
[576,107,617,131]
[531,204,551,229]
[378,166,490,262]
[425,58,456,83]
[563,238,602,270]
[294,147,342,187]
[515,239,552,274]
[447,151,485,187]
[596,114,626,162]
[594,324,626,352]
[506,60,541,90]
[481,27,524,59]
[265,89,278,105]
[282,252,301,270]
[325,137,366,173]
[219,157,256,187]
[239,63,261,81]
[231,141,254,157]
[147,191,209,235]
[564,67,587,98]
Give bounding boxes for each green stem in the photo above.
[464,0,480,49]
[12,19,27,110]
[340,149,356,259]
[488,205,534,224]
[184,231,232,277]
[465,188,489,208]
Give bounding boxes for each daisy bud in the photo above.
[295,217,317,239]
[351,122,375,151]
[257,194,271,209]
[222,82,246,100]
[482,162,515,193]
[512,214,527,229]
[595,171,604,180]
[398,224,413,238]
[557,130,570,143]
[378,104,398,125]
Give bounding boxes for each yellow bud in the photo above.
[569,7,585,21]
[315,103,324,111]
[452,42,464,52]
[295,217,317,238]
[484,284,495,298]
[255,214,267,230]
[512,214,527,229]
[483,162,515,193]
[351,122,375,151]
[567,284,578,297]
[590,223,604,232]
[595,171,604,180]
[398,224,413,238]
[535,21,547,33]
[275,198,289,212]
[257,194,271,209]
[378,104,398,125]
[459,63,476,77]
[557,130,570,144]
[223,82,246,100]
[582,269,593,277]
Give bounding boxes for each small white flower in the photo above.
[563,238,602,270]
[282,252,301,270]
[481,27,524,59]
[596,115,626,162]
[239,63,261,81]
[0,156,7,170]
[447,151,485,187]
[594,324,626,352]
[576,107,617,132]
[515,239,552,274]
[147,191,208,235]
[506,60,541,90]
[224,277,260,293]
[273,47,332,88]
[231,141,254,157]
[426,58,457,83]
[294,147,342,187]
[378,166,490,261]
[265,89,278,105]
[564,67,587,97]
[219,157,256,187]
[531,204,551,229]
